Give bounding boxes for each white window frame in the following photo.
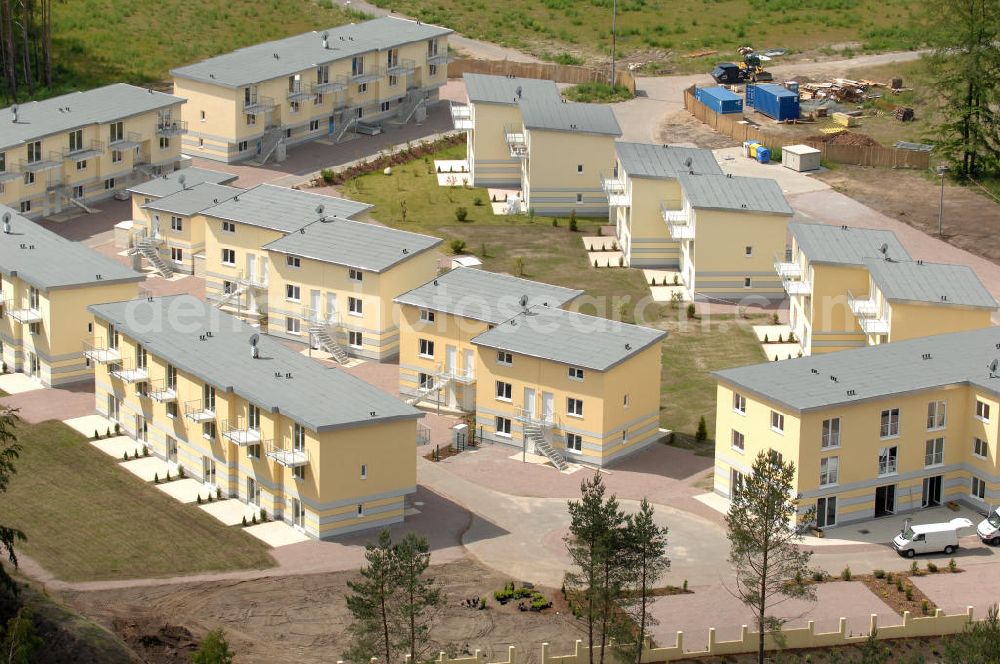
[348,331,363,348]
[496,350,512,366]
[819,456,839,486]
[349,268,363,282]
[495,416,511,437]
[222,221,236,233]
[419,309,435,323]
[495,381,512,402]
[285,284,301,302]
[878,445,898,476]
[221,248,236,266]
[286,255,300,268]
[568,366,584,381]
[977,400,991,422]
[170,216,183,232]
[567,397,584,418]
[360,464,367,480]
[348,297,363,316]
[770,410,784,433]
[974,437,989,460]
[817,496,837,528]
[733,392,746,415]
[880,408,900,439]
[927,400,947,431]
[566,433,583,453]
[170,247,183,263]
[418,338,435,359]
[973,476,987,500]
[924,437,945,467]
[286,317,301,335]
[731,429,745,452]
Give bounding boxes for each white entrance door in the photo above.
[310,290,321,322]
[107,394,120,422]
[542,392,554,424]
[260,256,269,285]
[247,477,260,506]
[246,253,256,282]
[203,456,216,487]
[291,498,305,530]
[151,214,161,238]
[326,292,338,323]
[446,345,457,373]
[463,349,474,379]
[166,436,178,463]
[27,352,39,378]
[523,387,536,420]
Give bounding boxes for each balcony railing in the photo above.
[441,366,476,385]
[417,422,431,445]
[221,417,263,446]
[503,125,527,159]
[600,172,630,207]
[5,299,42,324]
[267,441,309,468]
[109,357,149,383]
[109,131,144,150]
[387,58,416,76]
[878,457,898,476]
[148,377,177,403]
[514,406,558,428]
[427,51,451,66]
[18,153,61,173]
[449,102,473,130]
[156,118,188,137]
[858,314,890,336]
[236,269,268,289]
[82,336,121,364]
[286,82,315,102]
[847,290,878,317]
[665,215,695,241]
[782,278,812,296]
[243,94,276,114]
[183,398,216,423]
[302,306,340,327]
[312,75,349,95]
[0,169,20,183]
[773,252,802,279]
[62,139,105,160]
[848,289,888,335]
[349,66,385,85]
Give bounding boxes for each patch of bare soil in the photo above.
[816,165,1000,265]
[657,110,739,150]
[60,558,585,664]
[804,130,882,147]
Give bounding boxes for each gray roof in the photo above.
[89,295,422,432]
[615,142,722,179]
[262,217,441,273]
[128,167,239,198]
[789,222,910,266]
[715,327,1000,413]
[864,258,998,310]
[394,267,583,324]
[200,184,372,233]
[171,17,451,88]
[0,83,183,151]
[0,206,143,290]
[471,305,666,371]
[142,183,243,216]
[678,174,793,215]
[463,74,560,105]
[518,96,622,136]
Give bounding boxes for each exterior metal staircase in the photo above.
[524,423,569,471]
[129,234,174,278]
[405,373,452,406]
[388,90,427,126]
[257,127,284,165]
[212,284,246,310]
[308,322,350,365]
[334,115,359,143]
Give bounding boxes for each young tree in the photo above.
[618,499,670,664]
[1,607,43,664]
[943,603,1000,663]
[0,408,25,596]
[191,628,234,664]
[726,450,815,664]
[344,529,397,664]
[392,533,442,663]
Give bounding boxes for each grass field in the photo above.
[368,0,921,67]
[0,420,274,582]
[43,0,363,96]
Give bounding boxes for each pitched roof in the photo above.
[127,167,239,198]
[171,17,451,88]
[678,174,793,215]
[89,295,422,432]
[789,222,910,265]
[864,258,998,310]
[715,327,1000,413]
[394,267,583,324]
[471,305,665,371]
[142,183,243,216]
[615,142,722,179]
[463,73,560,105]
[518,96,622,136]
[0,206,143,290]
[262,217,441,273]
[199,184,372,232]
[0,83,183,151]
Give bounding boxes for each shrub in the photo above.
[673,274,679,285]
[910,561,919,575]
[895,577,904,592]
[927,561,938,573]
[197,495,203,505]
[618,255,624,267]
[922,599,930,615]
[107,427,111,437]
[873,569,885,579]
[114,423,121,435]
[568,210,578,232]
[811,570,825,582]
[695,416,707,442]
[594,259,598,268]
[686,303,696,319]
[491,194,497,202]
[94,429,99,440]
[154,473,159,484]
[777,333,784,343]
[480,243,488,257]
[949,558,958,572]
[885,572,893,584]
[260,508,267,521]
[682,579,688,592]
[178,465,185,478]
[455,207,468,222]
[905,584,914,601]
[320,168,335,184]
[596,226,603,236]
[242,516,247,527]
[764,334,769,344]
[772,313,779,325]
[473,196,483,206]
[841,566,852,581]
[449,239,467,254]
[166,470,171,481]
[514,256,525,277]
[123,451,128,461]
[192,628,234,664]
[252,514,258,524]
[552,219,558,227]
[216,487,222,500]
[144,447,150,457]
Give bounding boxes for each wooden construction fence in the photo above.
[683,86,929,169]
[449,57,636,94]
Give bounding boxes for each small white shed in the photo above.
[782,144,822,172]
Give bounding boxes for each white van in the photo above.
[892,517,974,558]
[977,508,1000,545]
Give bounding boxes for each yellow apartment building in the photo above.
[88,294,424,539]
[0,206,143,386]
[393,266,583,411]
[508,96,622,217]
[450,74,560,188]
[470,305,666,468]
[171,17,451,164]
[668,173,792,302]
[777,223,911,354]
[262,215,441,361]
[601,142,722,269]
[714,327,1000,528]
[0,83,185,218]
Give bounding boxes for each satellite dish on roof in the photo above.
[519,294,528,308]
[516,85,523,99]
[2,212,11,235]
[315,204,324,215]
[249,333,260,359]
[684,157,693,168]
[990,358,998,376]
[879,242,889,256]
[178,173,187,189]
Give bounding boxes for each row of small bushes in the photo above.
[316,134,465,186]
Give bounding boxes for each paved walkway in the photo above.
[1,380,97,423]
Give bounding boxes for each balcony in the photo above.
[109,131,144,150]
[6,299,42,324]
[449,102,473,130]
[441,366,475,385]
[18,154,61,174]
[662,208,695,241]
[156,118,188,137]
[782,278,812,296]
[858,314,889,336]
[312,75,348,95]
[242,95,276,114]
[267,442,309,468]
[62,139,105,160]
[286,82,315,103]
[427,51,451,66]
[386,58,416,76]
[773,252,802,279]
[147,377,177,403]
[236,268,268,290]
[847,290,878,317]
[848,290,888,335]
[600,172,630,207]
[349,66,384,85]
[221,417,263,446]
[503,125,527,159]
[302,306,339,327]
[0,169,20,183]
[109,358,149,383]
[183,398,216,423]
[82,336,121,364]
[514,407,557,427]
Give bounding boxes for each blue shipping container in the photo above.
[695,86,744,114]
[745,83,800,121]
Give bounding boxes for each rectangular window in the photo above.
[286,317,300,335]
[76,159,87,171]
[170,247,183,262]
[973,476,987,500]
[495,381,512,401]
[222,221,236,233]
[221,248,236,265]
[202,421,216,440]
[352,56,364,76]
[819,456,839,486]
[429,64,438,76]
[290,100,300,114]
[419,309,435,323]
[495,416,511,437]
[623,394,630,408]
[878,446,898,476]
[349,268,363,282]
[821,417,841,449]
[770,410,784,433]
[223,280,236,295]
[567,398,584,418]
[286,255,300,268]
[817,496,837,528]
[238,140,248,153]
[745,246,753,256]
[293,466,305,480]
[927,400,947,430]
[314,94,323,105]
[566,433,583,452]
[285,284,301,301]
[880,408,900,438]
[576,193,583,203]
[23,171,34,185]
[166,401,178,418]
[104,178,115,190]
[356,503,364,517]
[19,200,29,213]
[730,468,744,496]
[69,129,83,152]
[389,74,398,87]
[733,392,746,414]
[496,350,512,366]
[577,164,583,174]
[568,367,584,381]
[357,83,368,94]
[170,216,183,232]
[109,121,124,142]
[418,372,433,390]
[73,185,84,199]
[731,429,745,452]
[974,437,989,459]
[924,437,944,467]
[360,464,367,479]
[26,141,40,163]
[977,400,991,422]
[246,113,257,126]
[380,101,390,113]
[348,297,362,315]
[743,277,752,289]
[159,137,170,150]
[309,119,320,131]
[112,149,123,164]
[418,338,434,358]
[348,331,363,348]
[247,444,260,459]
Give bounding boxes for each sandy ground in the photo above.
[60,558,584,664]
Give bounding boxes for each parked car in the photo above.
[977,508,1000,545]
[892,517,974,557]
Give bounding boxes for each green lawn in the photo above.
[0,420,274,582]
[367,0,920,67]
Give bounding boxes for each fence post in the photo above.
[869,614,878,636]
[707,627,717,651]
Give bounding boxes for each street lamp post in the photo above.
[936,165,949,237]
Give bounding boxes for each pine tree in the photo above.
[695,416,708,442]
[344,529,397,664]
[392,533,442,663]
[617,499,670,664]
[191,629,234,664]
[0,407,24,595]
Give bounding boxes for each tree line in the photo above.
[0,0,53,103]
